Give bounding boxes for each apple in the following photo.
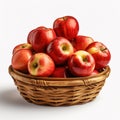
[53,16,79,41]
[86,41,111,69]
[72,35,94,51]
[51,67,67,78]
[12,49,32,73]
[47,37,74,65]
[32,27,56,52]
[28,53,55,77]
[12,43,33,54]
[68,50,95,77]
[28,26,56,52]
[27,26,46,44]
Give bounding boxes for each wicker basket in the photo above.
[8,65,110,106]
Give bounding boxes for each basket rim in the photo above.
[9,65,110,80]
[8,65,110,87]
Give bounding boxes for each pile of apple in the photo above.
[11,16,111,78]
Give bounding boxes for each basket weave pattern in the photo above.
[9,65,110,106]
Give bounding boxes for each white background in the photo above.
[0,0,120,120]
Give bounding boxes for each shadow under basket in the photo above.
[8,65,110,106]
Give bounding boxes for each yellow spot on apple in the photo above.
[87,47,98,54]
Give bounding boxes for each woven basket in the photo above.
[8,65,110,106]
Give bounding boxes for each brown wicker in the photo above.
[8,65,110,106]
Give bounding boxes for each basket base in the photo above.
[21,93,98,106]
[15,81,105,106]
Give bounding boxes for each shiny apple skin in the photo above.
[27,27,56,52]
[12,43,32,55]
[51,67,67,78]
[68,50,95,77]
[47,37,74,65]
[28,53,55,77]
[12,49,32,73]
[73,35,94,51]
[27,26,46,44]
[86,42,111,69]
[53,16,79,41]
[27,29,36,44]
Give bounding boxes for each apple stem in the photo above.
[101,47,107,51]
[63,17,67,20]
[22,45,26,48]
[83,57,88,62]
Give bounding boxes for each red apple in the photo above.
[68,50,95,77]
[51,67,67,78]
[28,26,56,52]
[72,35,94,51]
[86,41,111,69]
[47,37,74,65]
[12,43,33,55]
[12,49,32,73]
[28,53,55,77]
[27,26,46,44]
[53,16,79,41]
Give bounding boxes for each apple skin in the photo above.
[53,16,79,41]
[36,26,46,30]
[72,35,94,51]
[27,26,46,44]
[28,26,56,52]
[27,29,36,44]
[12,43,33,55]
[12,49,32,73]
[86,41,111,69]
[68,50,95,77]
[28,53,55,77]
[90,69,99,76]
[51,67,67,78]
[65,66,75,77]
[47,37,74,65]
